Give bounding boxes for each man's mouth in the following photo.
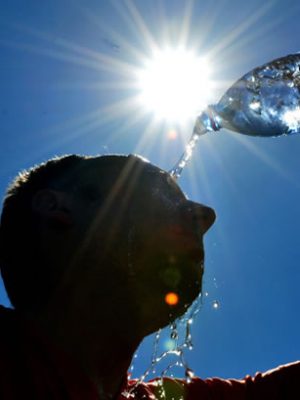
[167,226,204,259]
[169,223,202,239]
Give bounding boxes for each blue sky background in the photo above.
[0,0,299,381]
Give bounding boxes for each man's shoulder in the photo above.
[0,305,26,365]
[0,305,18,335]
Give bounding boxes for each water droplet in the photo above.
[185,368,195,383]
[213,278,218,288]
[212,300,220,309]
[170,331,178,340]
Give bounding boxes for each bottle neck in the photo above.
[193,105,222,137]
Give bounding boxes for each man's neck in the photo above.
[34,300,142,400]
[76,331,139,400]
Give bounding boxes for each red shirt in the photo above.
[0,305,299,399]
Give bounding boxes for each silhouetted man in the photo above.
[0,154,298,399]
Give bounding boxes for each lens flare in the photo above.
[165,292,179,306]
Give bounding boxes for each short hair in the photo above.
[0,153,146,312]
[0,154,89,312]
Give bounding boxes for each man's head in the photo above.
[0,154,215,335]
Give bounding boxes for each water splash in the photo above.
[170,321,178,340]
[169,108,220,179]
[126,295,202,396]
[185,367,195,384]
[151,329,162,369]
[183,318,193,351]
[128,353,138,378]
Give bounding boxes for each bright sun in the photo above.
[136,48,213,123]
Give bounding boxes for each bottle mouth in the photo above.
[193,106,222,137]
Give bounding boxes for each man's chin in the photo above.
[136,256,203,334]
[173,289,201,317]
[141,284,201,335]
[160,279,202,324]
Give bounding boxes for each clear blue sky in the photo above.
[0,0,299,381]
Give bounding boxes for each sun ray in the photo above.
[123,0,159,53]
[208,1,275,59]
[52,80,140,91]
[178,0,194,49]
[0,36,139,79]
[100,109,153,152]
[190,0,230,54]
[97,94,145,123]
[12,106,107,169]
[153,1,173,48]
[214,8,297,66]
[7,23,140,77]
[130,115,164,157]
[42,109,111,156]
[76,4,151,65]
[188,135,238,199]
[226,132,299,187]
[154,123,179,169]
[64,154,148,282]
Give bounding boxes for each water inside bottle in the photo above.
[170,53,300,179]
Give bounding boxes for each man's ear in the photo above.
[32,189,73,229]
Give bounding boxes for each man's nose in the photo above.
[182,200,216,235]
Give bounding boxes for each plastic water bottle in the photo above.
[171,53,300,178]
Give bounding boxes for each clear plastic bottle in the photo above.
[171,53,300,178]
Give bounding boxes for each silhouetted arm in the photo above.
[127,361,300,399]
[187,361,300,400]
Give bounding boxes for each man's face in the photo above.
[73,155,215,333]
